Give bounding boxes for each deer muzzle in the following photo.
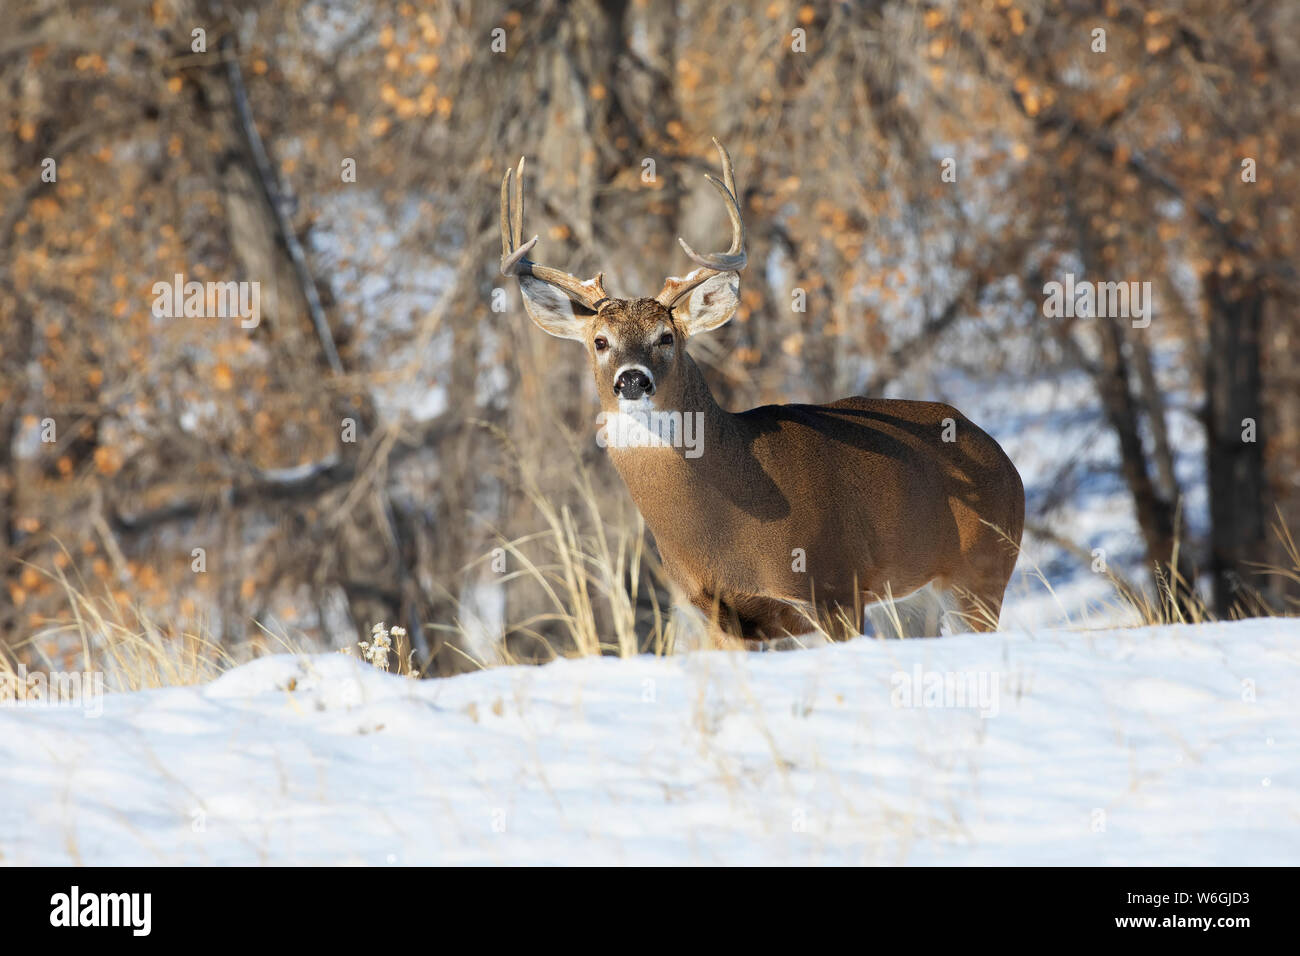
[613,367,655,400]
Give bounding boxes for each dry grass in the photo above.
[2,554,251,692]
[5,471,1299,694]
[428,424,682,670]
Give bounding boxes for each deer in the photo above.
[499,139,1025,641]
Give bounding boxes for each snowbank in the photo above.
[2,620,1297,865]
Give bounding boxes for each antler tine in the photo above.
[678,137,745,269]
[656,138,748,306]
[512,156,525,249]
[714,137,743,255]
[498,156,609,308]
[713,137,737,208]
[677,173,745,270]
[500,159,540,276]
[706,175,744,254]
[500,165,512,263]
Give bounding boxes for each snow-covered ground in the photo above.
[2,619,1296,865]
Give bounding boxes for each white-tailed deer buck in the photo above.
[501,140,1024,639]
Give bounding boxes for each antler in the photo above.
[500,157,610,311]
[654,138,747,308]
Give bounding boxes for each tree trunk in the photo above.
[1204,271,1267,616]
[1064,189,1196,612]
[1093,311,1187,588]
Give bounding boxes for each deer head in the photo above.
[500,139,746,414]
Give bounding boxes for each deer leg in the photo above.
[689,591,810,642]
[947,563,1012,633]
[688,590,749,646]
[953,591,1002,632]
[948,513,1021,633]
[729,594,819,641]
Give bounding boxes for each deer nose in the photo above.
[614,367,654,400]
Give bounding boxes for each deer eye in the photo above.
[658,332,674,347]
[593,335,609,351]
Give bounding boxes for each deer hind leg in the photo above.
[947,550,1017,633]
[950,586,1002,633]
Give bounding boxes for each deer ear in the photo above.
[518,275,593,341]
[674,271,739,337]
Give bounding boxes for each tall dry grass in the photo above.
[2,554,248,692]
[5,468,1298,694]
[427,422,683,671]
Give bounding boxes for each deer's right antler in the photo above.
[500,157,610,311]
[654,138,747,308]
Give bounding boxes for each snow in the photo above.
[2,619,1296,865]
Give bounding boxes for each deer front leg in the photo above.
[686,589,748,647]
[689,589,817,643]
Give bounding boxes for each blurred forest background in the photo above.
[1,0,1297,678]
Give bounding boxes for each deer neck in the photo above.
[601,353,744,512]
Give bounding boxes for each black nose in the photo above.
[614,368,654,400]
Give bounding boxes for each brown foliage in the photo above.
[1,0,1297,672]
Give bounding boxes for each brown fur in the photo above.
[586,297,1026,641]
[501,143,1023,641]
